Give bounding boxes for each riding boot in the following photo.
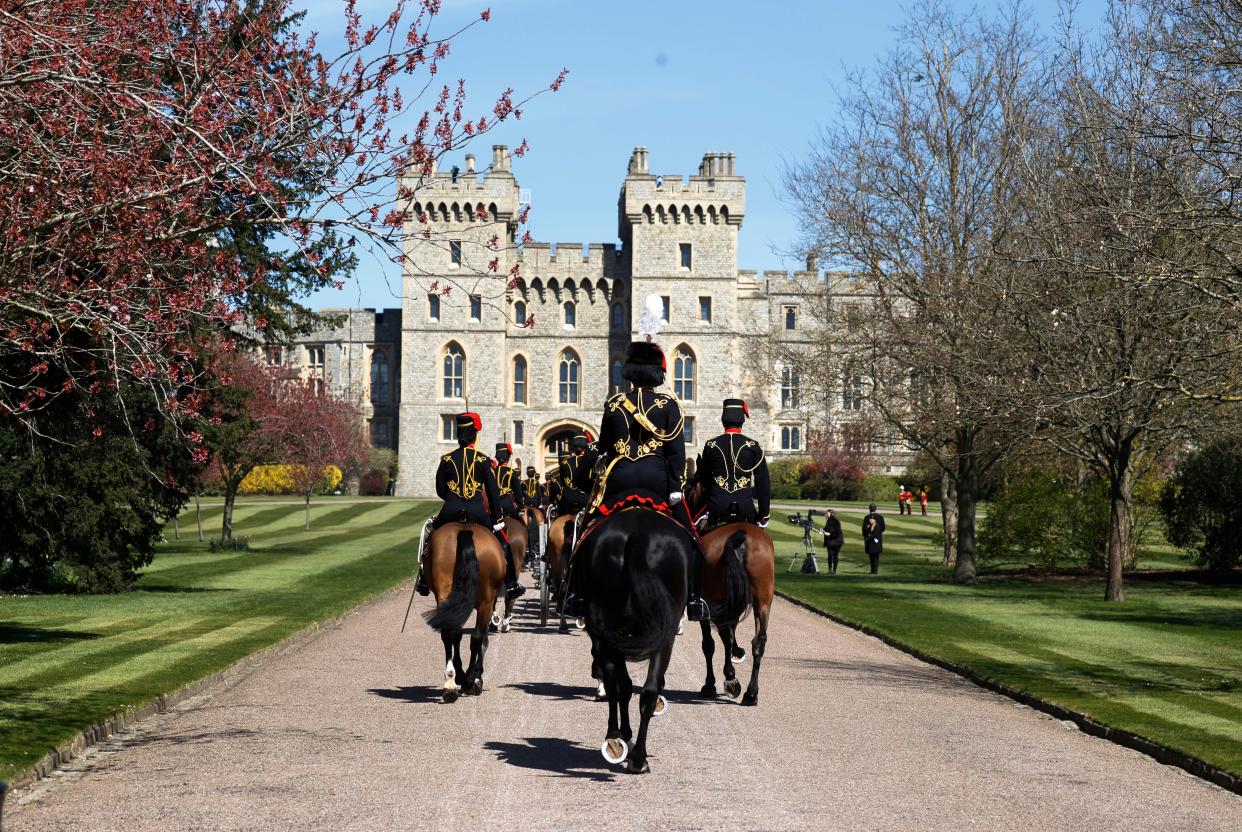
[414,535,431,596]
[562,556,585,617]
[686,546,709,622]
[500,535,526,598]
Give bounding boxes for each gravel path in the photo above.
[9,582,1240,832]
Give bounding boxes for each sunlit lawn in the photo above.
[0,499,433,782]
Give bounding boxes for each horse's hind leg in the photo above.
[741,602,771,707]
[699,620,717,698]
[441,631,461,702]
[463,605,490,695]
[718,622,742,700]
[595,641,631,764]
[626,641,672,774]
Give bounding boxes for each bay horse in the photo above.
[698,522,775,706]
[544,513,577,630]
[495,516,528,632]
[576,507,692,774]
[423,523,505,702]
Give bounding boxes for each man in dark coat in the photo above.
[694,398,771,528]
[862,503,886,574]
[416,412,524,598]
[556,432,595,516]
[821,507,844,574]
[519,465,545,510]
[493,442,521,520]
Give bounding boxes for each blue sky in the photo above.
[298,0,1107,311]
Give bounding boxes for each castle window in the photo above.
[428,293,440,321]
[312,378,325,396]
[470,294,482,321]
[306,345,325,371]
[450,240,462,266]
[784,306,797,331]
[441,415,457,442]
[266,346,282,367]
[370,419,390,448]
[512,355,527,404]
[558,349,580,404]
[780,366,800,410]
[370,351,390,404]
[673,346,696,402]
[564,301,576,328]
[610,358,624,394]
[680,243,692,270]
[514,300,527,326]
[513,420,524,446]
[611,303,625,330]
[843,371,863,411]
[684,416,696,445]
[661,296,670,322]
[699,296,712,323]
[780,425,802,451]
[442,343,465,399]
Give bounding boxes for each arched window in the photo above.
[514,300,527,326]
[611,303,625,330]
[428,293,440,321]
[610,358,624,394]
[558,349,580,404]
[442,343,465,399]
[781,366,800,409]
[370,351,390,404]
[564,301,576,328]
[673,346,696,401]
[512,355,527,404]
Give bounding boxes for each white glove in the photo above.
[669,491,683,505]
[492,521,505,532]
[757,520,768,528]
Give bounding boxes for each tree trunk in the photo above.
[173,513,180,540]
[195,491,204,542]
[953,440,979,585]
[221,482,238,544]
[939,467,958,566]
[305,490,312,531]
[1105,456,1134,602]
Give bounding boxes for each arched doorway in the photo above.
[534,419,596,476]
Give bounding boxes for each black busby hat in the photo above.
[455,412,480,444]
[494,442,512,461]
[623,340,666,388]
[569,435,588,452]
[525,465,536,476]
[722,398,749,427]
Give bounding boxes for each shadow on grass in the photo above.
[137,585,237,594]
[0,622,100,644]
[483,736,616,782]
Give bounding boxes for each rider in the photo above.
[492,442,522,521]
[519,465,545,511]
[556,432,595,516]
[693,398,771,529]
[414,412,524,599]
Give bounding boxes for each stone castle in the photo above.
[283,146,889,497]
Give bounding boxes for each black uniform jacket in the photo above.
[494,463,521,518]
[433,446,501,528]
[556,450,596,514]
[597,388,686,507]
[862,512,886,554]
[519,475,546,508]
[822,514,844,549]
[695,430,771,525]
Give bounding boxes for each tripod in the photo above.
[786,521,821,573]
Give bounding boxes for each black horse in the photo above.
[573,507,692,774]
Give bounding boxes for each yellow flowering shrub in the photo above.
[239,464,343,495]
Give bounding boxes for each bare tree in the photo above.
[783,0,1044,583]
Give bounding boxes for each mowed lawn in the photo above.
[0,499,433,782]
[767,508,1242,777]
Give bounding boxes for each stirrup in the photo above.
[686,597,709,622]
[415,571,430,597]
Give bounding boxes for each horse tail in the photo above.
[719,529,752,624]
[526,509,538,550]
[606,531,680,661]
[425,530,479,632]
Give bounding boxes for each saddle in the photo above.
[573,493,702,555]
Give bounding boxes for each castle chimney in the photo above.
[465,153,475,173]
[629,146,649,175]
[492,144,510,172]
[806,252,819,272]
[727,153,736,175]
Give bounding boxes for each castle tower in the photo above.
[396,145,522,496]
[617,148,760,453]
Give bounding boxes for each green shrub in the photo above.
[859,474,897,505]
[1161,440,1242,572]
[768,457,808,500]
[208,536,251,552]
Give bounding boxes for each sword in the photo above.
[401,518,432,633]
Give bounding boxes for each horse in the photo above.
[698,522,775,706]
[576,507,692,774]
[422,523,505,702]
[494,516,528,632]
[544,512,580,630]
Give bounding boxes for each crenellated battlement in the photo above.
[516,241,622,279]
[620,146,746,230]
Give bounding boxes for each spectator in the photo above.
[862,503,886,574]
[897,483,906,515]
[919,484,929,516]
[821,507,844,574]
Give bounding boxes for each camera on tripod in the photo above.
[787,509,821,529]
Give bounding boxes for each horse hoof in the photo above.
[652,694,668,717]
[595,682,607,701]
[575,617,586,630]
[624,758,650,775]
[442,687,459,704]
[490,612,503,627]
[471,678,483,696]
[741,690,758,707]
[732,646,747,664]
[488,623,499,633]
[558,622,569,634]
[724,678,742,699]
[699,684,717,698]
[499,618,512,634]
[601,737,629,765]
